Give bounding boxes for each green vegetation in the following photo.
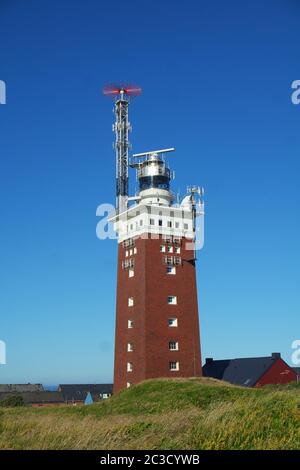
[0,378,299,449]
[0,395,24,407]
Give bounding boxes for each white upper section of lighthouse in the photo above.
[110,148,204,243]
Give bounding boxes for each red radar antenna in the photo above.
[103,83,142,98]
[102,83,142,214]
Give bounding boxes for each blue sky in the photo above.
[0,0,299,384]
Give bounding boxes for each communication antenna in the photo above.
[132,148,175,158]
[103,83,142,214]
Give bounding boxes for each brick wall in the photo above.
[113,234,202,393]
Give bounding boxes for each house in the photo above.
[58,384,113,404]
[0,384,44,393]
[0,391,64,407]
[292,368,300,381]
[202,353,297,387]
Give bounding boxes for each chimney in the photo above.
[271,352,281,360]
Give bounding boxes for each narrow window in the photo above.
[128,320,134,328]
[125,250,128,257]
[134,247,137,254]
[160,245,166,253]
[127,343,133,352]
[128,269,134,278]
[167,296,177,305]
[128,297,134,307]
[158,219,163,227]
[166,266,176,275]
[175,247,181,254]
[184,223,189,230]
[168,318,178,327]
[169,341,179,351]
[167,246,173,253]
[127,382,132,388]
[127,362,133,372]
[175,222,180,229]
[169,361,179,371]
[150,218,155,225]
[167,221,172,228]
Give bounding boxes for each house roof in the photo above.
[0,391,64,404]
[0,384,44,393]
[58,384,113,402]
[202,353,283,387]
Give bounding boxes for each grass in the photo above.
[0,377,299,449]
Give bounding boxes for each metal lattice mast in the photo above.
[103,84,141,215]
[114,91,130,214]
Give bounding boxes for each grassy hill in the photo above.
[0,378,299,450]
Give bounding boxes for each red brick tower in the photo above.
[111,150,204,393]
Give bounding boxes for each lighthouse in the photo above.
[104,85,204,393]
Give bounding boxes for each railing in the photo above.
[163,256,182,266]
[122,258,135,270]
[123,238,135,248]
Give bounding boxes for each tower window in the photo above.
[166,266,176,275]
[170,361,179,371]
[127,343,133,352]
[128,269,134,278]
[167,246,173,253]
[169,341,179,351]
[168,296,177,305]
[160,245,166,253]
[128,320,134,328]
[168,318,178,327]
[134,247,137,254]
[128,297,134,307]
[127,362,133,372]
[125,250,129,257]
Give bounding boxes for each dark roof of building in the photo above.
[202,353,284,387]
[0,391,64,404]
[293,367,300,378]
[58,384,113,402]
[0,384,44,393]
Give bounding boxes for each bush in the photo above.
[0,395,25,407]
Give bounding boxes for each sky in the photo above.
[0,0,299,385]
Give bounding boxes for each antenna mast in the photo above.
[103,84,141,214]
